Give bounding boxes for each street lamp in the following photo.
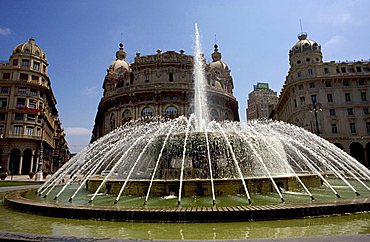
[35,109,45,181]
[308,102,322,136]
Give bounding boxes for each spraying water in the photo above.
[193,24,209,130]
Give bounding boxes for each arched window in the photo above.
[122,109,132,124]
[165,106,178,118]
[350,142,365,166]
[141,107,153,117]
[110,113,115,131]
[224,112,229,121]
[210,109,219,121]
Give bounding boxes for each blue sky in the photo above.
[1,0,370,153]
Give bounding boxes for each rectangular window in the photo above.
[27,114,36,121]
[350,123,356,134]
[324,67,329,74]
[0,98,7,108]
[2,73,10,80]
[297,72,301,78]
[367,122,370,134]
[32,61,40,70]
[30,89,37,96]
[16,98,26,108]
[364,67,370,72]
[0,125,4,134]
[0,113,5,121]
[359,79,365,85]
[347,108,354,115]
[144,73,149,83]
[308,69,313,75]
[310,95,317,104]
[336,68,340,73]
[343,80,349,86]
[331,124,338,134]
[13,125,23,135]
[42,65,47,73]
[18,88,27,94]
[294,99,297,108]
[21,59,29,67]
[28,100,37,109]
[26,126,34,136]
[329,109,336,116]
[364,108,369,115]
[19,73,28,80]
[300,96,305,105]
[0,87,9,93]
[15,113,24,121]
[31,75,38,81]
[361,92,367,101]
[309,82,315,88]
[13,59,18,66]
[325,80,332,87]
[345,93,351,102]
[327,94,333,103]
[348,68,355,73]
[298,84,304,90]
[356,66,362,72]
[169,73,174,82]
[341,67,346,73]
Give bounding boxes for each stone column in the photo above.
[30,150,35,173]
[7,153,11,172]
[18,154,23,175]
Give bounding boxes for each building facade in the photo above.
[0,38,70,175]
[91,43,239,141]
[275,32,370,168]
[246,82,278,120]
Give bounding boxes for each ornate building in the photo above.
[275,32,370,168]
[91,43,239,141]
[246,82,278,120]
[0,38,70,175]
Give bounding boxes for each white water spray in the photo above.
[193,24,209,130]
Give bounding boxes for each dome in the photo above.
[209,44,229,71]
[12,38,47,60]
[209,60,229,70]
[290,33,321,55]
[110,59,130,73]
[109,43,130,73]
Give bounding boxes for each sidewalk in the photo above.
[1,174,49,182]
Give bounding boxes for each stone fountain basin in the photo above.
[4,188,370,222]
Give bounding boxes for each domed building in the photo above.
[91,43,239,141]
[0,38,70,175]
[276,32,370,168]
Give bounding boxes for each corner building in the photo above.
[276,33,370,167]
[91,43,239,141]
[0,38,70,175]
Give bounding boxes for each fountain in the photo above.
[3,25,370,223]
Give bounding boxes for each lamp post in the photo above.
[308,102,322,136]
[35,109,45,181]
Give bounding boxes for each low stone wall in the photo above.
[87,174,322,196]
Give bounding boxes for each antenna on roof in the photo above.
[298,19,307,40]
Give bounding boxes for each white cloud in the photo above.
[82,85,99,97]
[65,127,91,136]
[0,27,11,36]
[323,35,345,48]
